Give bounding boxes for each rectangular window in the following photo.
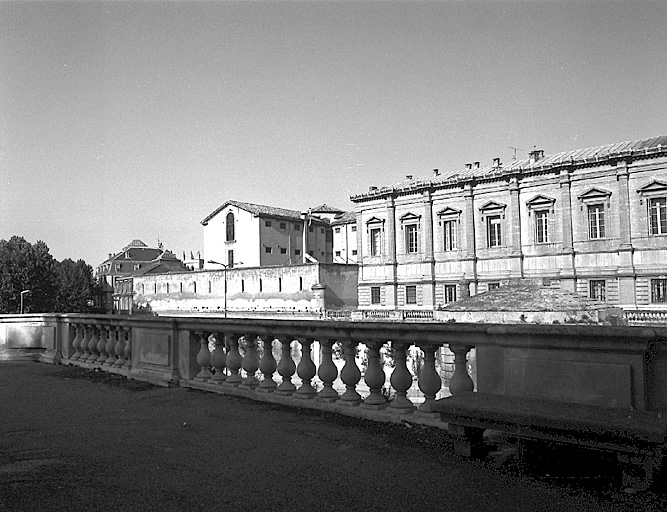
[265,246,272,253]
[352,250,357,255]
[294,223,300,230]
[444,285,457,303]
[320,228,325,234]
[265,221,272,227]
[228,250,234,268]
[295,249,301,255]
[406,285,417,304]
[280,247,287,254]
[370,227,382,256]
[259,279,263,292]
[649,198,667,235]
[280,222,286,229]
[487,215,502,247]
[535,210,549,244]
[208,281,211,293]
[335,227,341,233]
[335,251,341,257]
[651,279,667,303]
[405,224,418,253]
[278,278,282,292]
[589,280,606,301]
[443,220,457,251]
[487,282,500,291]
[370,286,381,305]
[588,204,605,239]
[309,226,313,232]
[241,280,244,293]
[351,226,357,232]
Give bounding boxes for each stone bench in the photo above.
[433,392,667,491]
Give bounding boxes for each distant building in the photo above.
[201,200,344,269]
[95,239,189,313]
[351,136,667,310]
[331,211,358,264]
[183,251,204,271]
[132,262,358,316]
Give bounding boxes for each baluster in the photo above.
[339,339,361,405]
[317,339,339,401]
[210,332,227,383]
[123,328,132,369]
[241,334,259,388]
[70,323,82,361]
[87,326,99,362]
[105,326,117,366]
[416,344,442,414]
[449,344,474,396]
[388,342,415,413]
[194,331,212,382]
[362,341,386,408]
[225,334,243,385]
[113,326,126,368]
[296,338,317,398]
[258,335,277,391]
[275,337,296,395]
[79,325,91,362]
[96,325,109,364]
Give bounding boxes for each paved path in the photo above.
[0,361,663,511]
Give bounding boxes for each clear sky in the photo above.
[2,0,666,268]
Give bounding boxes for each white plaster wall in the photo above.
[203,206,260,268]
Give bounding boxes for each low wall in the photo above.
[1,314,666,429]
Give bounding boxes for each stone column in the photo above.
[616,160,636,305]
[194,331,212,382]
[422,190,436,307]
[559,169,576,292]
[463,183,478,292]
[317,339,339,401]
[508,177,524,278]
[339,340,361,405]
[386,196,398,308]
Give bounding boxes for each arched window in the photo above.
[226,212,235,241]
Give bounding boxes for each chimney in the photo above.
[529,149,544,164]
[465,163,472,170]
[492,157,501,167]
[406,175,413,180]
[473,161,480,169]
[433,168,440,176]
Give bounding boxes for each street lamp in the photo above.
[20,290,30,314]
[207,260,242,318]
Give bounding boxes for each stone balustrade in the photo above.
[1,313,667,428]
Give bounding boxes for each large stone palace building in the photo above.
[350,136,667,310]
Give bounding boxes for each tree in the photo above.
[53,259,100,313]
[0,236,58,313]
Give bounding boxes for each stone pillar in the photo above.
[388,343,415,413]
[361,341,387,409]
[258,335,277,390]
[210,332,227,383]
[241,334,259,388]
[463,183,478,292]
[194,331,212,382]
[449,344,474,396]
[417,344,442,414]
[317,339,339,401]
[422,190,436,307]
[386,196,398,308]
[508,177,524,278]
[296,338,317,398]
[339,340,361,405]
[275,337,296,395]
[310,283,327,311]
[225,334,243,386]
[616,160,636,305]
[559,169,576,291]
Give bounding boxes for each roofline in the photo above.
[350,136,667,203]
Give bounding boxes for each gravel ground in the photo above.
[1,361,666,512]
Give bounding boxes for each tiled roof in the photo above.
[444,283,609,312]
[310,204,344,213]
[123,239,148,250]
[351,135,667,202]
[202,200,327,225]
[330,211,357,225]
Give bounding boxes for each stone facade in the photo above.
[351,136,667,310]
[132,263,358,315]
